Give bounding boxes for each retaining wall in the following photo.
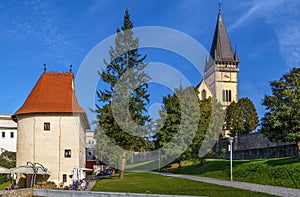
[0,189,32,197]
[33,189,203,197]
[210,133,298,159]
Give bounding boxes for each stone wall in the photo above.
[1,189,32,197]
[33,189,201,197]
[210,133,298,159]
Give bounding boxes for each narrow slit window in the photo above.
[201,90,206,100]
[63,174,67,182]
[44,122,50,131]
[65,149,71,158]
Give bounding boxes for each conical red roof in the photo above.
[13,72,85,117]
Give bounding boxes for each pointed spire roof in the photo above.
[12,72,85,118]
[210,11,238,64]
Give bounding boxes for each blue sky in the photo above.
[0,0,299,124]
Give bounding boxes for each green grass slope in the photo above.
[92,172,276,197]
[168,157,300,189]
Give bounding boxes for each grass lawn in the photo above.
[0,182,10,190]
[168,157,300,189]
[92,172,276,197]
[125,160,158,171]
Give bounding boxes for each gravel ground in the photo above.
[154,172,300,197]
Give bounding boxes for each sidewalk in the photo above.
[154,172,300,197]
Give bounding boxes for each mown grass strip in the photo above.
[92,172,276,197]
[168,157,300,189]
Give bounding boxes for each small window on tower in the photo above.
[63,174,67,182]
[10,132,14,138]
[1,132,5,138]
[201,90,206,100]
[44,122,50,131]
[65,149,71,158]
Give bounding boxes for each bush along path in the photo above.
[153,172,300,197]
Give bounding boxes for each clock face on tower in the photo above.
[223,73,230,81]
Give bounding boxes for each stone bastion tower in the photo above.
[12,71,90,187]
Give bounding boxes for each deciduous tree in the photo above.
[225,97,259,136]
[261,68,300,157]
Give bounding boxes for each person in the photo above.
[74,180,79,191]
[81,179,86,191]
[77,183,81,191]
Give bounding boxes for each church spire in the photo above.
[210,9,237,64]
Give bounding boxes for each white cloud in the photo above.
[228,0,285,31]
[0,0,73,65]
[229,0,300,68]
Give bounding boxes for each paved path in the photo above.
[154,172,300,197]
[86,180,96,191]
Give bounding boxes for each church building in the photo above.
[197,9,240,107]
[12,71,90,187]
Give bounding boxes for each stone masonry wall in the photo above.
[210,133,298,159]
[1,189,32,197]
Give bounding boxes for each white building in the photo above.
[196,10,240,137]
[12,71,90,188]
[0,114,17,152]
[86,130,96,170]
[197,10,239,107]
[86,130,96,149]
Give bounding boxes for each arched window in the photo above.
[201,90,206,100]
[223,89,232,102]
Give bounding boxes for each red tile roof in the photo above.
[13,72,85,117]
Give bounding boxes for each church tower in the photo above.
[197,8,239,107]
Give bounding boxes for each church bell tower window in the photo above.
[201,90,207,100]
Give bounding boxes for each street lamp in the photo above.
[228,137,234,181]
[158,149,161,171]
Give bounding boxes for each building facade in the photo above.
[197,10,239,107]
[0,114,17,152]
[12,72,90,187]
[86,130,96,170]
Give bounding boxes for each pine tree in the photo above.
[261,68,300,157]
[96,9,151,179]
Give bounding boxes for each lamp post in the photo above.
[228,137,234,181]
[158,149,161,171]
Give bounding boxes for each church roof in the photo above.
[13,72,85,117]
[210,12,238,64]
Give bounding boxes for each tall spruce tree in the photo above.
[96,9,151,179]
[261,68,300,157]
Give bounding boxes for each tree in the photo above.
[261,68,300,157]
[155,88,224,166]
[225,97,259,136]
[155,86,200,167]
[0,150,16,168]
[96,9,151,178]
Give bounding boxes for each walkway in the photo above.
[154,172,300,197]
[86,180,96,191]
